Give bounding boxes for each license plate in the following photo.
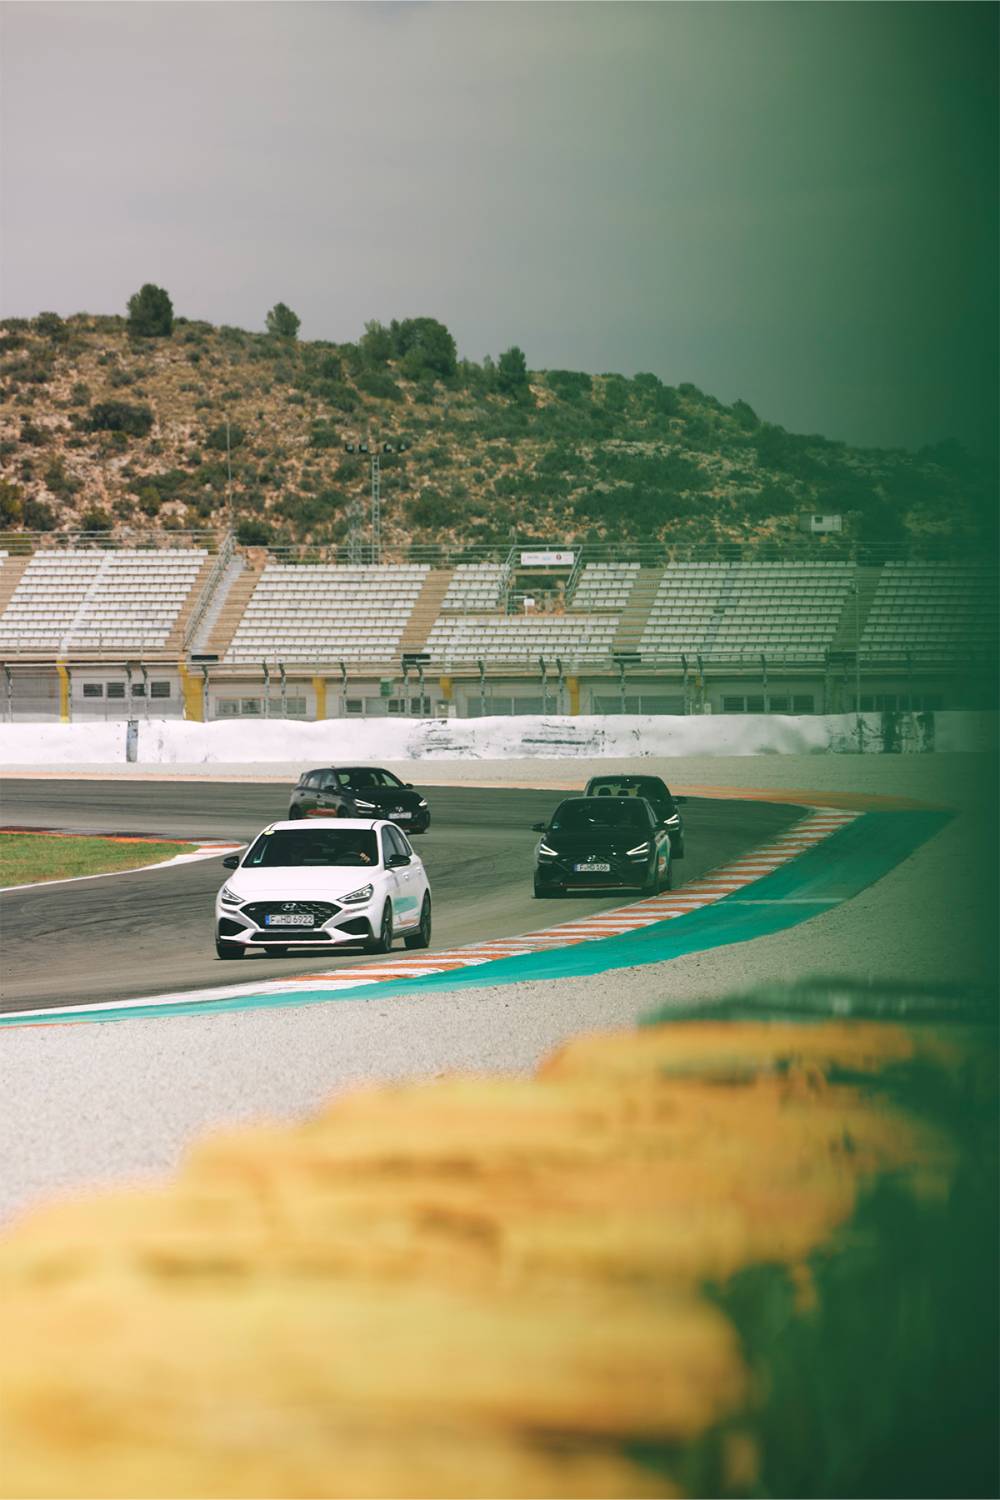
[393,810,412,819]
[574,862,611,873]
[265,913,314,927]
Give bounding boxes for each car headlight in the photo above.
[537,842,558,859]
[352,799,376,812]
[341,883,374,904]
[220,885,242,906]
[417,798,428,808]
[627,841,651,858]
[663,814,680,827]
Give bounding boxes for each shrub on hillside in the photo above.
[89,401,154,437]
[43,459,80,498]
[0,480,24,526]
[80,507,113,532]
[33,311,66,339]
[356,370,403,402]
[205,423,245,451]
[406,488,462,529]
[546,369,592,402]
[235,518,272,546]
[23,496,56,530]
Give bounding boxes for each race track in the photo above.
[0,778,800,1012]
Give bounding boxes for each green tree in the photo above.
[266,302,301,339]
[496,346,529,397]
[359,320,394,366]
[126,283,174,337]
[391,317,457,379]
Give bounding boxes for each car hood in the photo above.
[543,831,651,855]
[348,787,422,806]
[225,867,379,901]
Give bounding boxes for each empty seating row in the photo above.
[569,563,639,610]
[0,548,207,651]
[440,564,507,611]
[224,564,429,663]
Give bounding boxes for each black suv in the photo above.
[532,796,671,897]
[582,773,686,857]
[288,766,430,833]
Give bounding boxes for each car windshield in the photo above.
[590,778,670,804]
[551,801,649,834]
[243,829,379,868]
[340,768,403,790]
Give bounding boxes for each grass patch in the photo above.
[0,833,197,887]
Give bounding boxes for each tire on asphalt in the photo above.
[365,901,394,954]
[404,892,432,950]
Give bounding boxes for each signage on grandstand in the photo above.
[519,550,575,567]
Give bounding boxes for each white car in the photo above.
[214,819,431,960]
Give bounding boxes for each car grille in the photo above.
[241,900,341,924]
[249,929,333,943]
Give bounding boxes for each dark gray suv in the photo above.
[288,766,430,833]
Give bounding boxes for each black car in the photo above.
[288,766,430,833]
[582,773,686,857]
[531,796,672,898]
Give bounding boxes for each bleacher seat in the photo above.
[223,565,429,663]
[425,612,619,665]
[0,549,207,653]
[569,562,639,610]
[639,561,852,659]
[860,561,998,660]
[440,563,507,611]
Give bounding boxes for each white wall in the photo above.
[1,711,995,766]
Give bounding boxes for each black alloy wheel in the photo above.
[366,901,394,954]
[288,806,303,820]
[404,892,432,950]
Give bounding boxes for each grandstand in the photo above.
[0,534,995,722]
[0,547,209,656]
[222,564,429,664]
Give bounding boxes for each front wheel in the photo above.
[216,937,244,960]
[404,892,432,950]
[365,901,394,954]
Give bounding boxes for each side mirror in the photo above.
[531,822,547,833]
[404,783,413,788]
[222,854,240,869]
[387,854,411,868]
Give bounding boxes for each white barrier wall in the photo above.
[1,712,995,766]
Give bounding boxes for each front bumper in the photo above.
[534,858,653,891]
[216,899,378,947]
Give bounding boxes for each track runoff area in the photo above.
[0,778,948,1026]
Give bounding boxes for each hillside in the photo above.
[0,310,993,557]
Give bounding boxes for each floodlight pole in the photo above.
[371,448,381,565]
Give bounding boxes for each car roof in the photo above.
[258,818,388,832]
[555,796,652,810]
[302,765,386,774]
[587,774,665,787]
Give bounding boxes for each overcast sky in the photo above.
[1,2,996,458]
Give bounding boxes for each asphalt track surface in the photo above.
[0,778,801,1013]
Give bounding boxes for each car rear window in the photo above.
[551,800,650,833]
[589,778,673,809]
[244,829,378,868]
